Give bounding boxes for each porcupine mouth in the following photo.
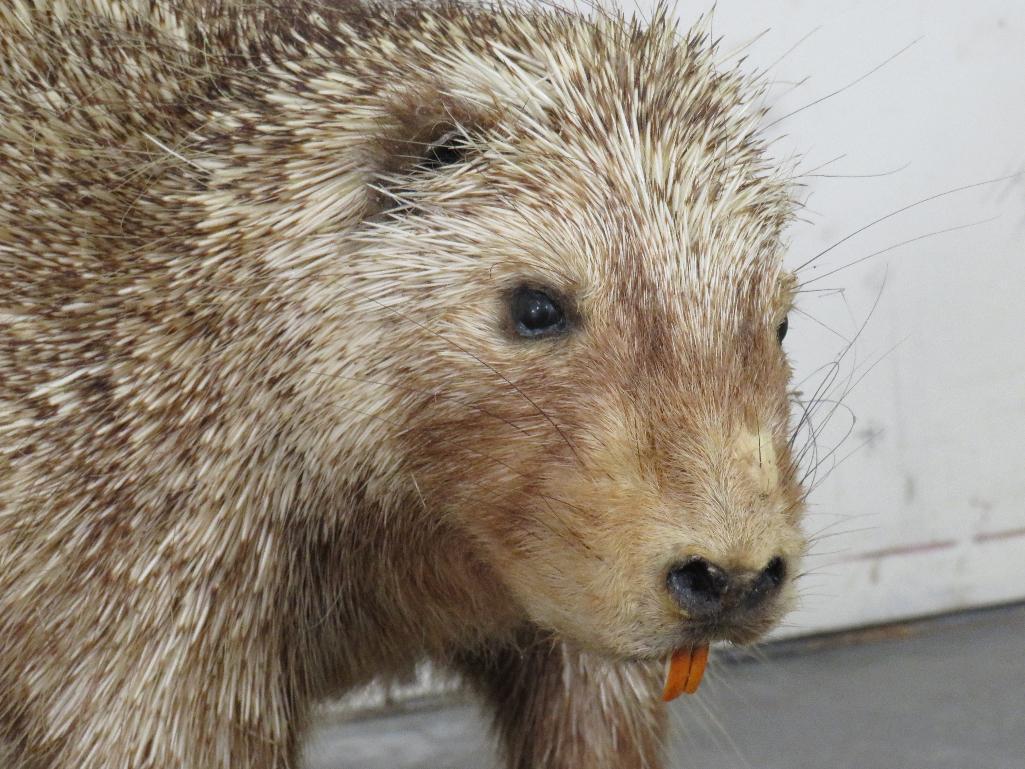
[659,613,781,700]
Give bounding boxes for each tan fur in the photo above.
[0,1,806,767]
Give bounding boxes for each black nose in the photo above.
[666,556,787,617]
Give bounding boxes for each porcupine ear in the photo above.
[370,90,482,213]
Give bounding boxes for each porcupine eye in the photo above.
[776,315,789,344]
[510,287,567,338]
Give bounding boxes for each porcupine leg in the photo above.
[455,632,666,769]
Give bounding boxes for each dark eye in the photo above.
[776,315,789,344]
[511,287,567,338]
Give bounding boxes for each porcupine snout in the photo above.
[666,556,788,618]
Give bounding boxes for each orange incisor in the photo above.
[661,645,710,701]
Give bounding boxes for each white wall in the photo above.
[631,0,1025,636]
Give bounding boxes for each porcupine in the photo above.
[0,1,807,767]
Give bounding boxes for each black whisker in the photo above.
[765,38,920,130]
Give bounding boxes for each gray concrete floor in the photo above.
[304,603,1025,769]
